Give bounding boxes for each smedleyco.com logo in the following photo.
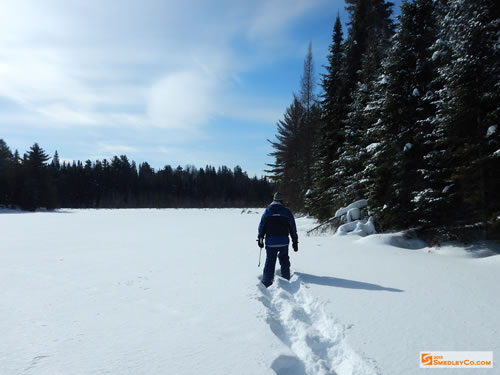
[420,352,493,368]
[421,353,433,366]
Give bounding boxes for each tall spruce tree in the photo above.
[267,45,320,211]
[299,42,321,201]
[427,0,500,239]
[51,151,61,170]
[331,0,395,208]
[308,14,348,220]
[343,0,395,93]
[368,0,439,230]
[20,143,55,210]
[0,139,14,207]
[300,42,317,113]
[266,96,305,210]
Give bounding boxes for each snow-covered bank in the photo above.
[1,209,498,374]
[296,218,499,375]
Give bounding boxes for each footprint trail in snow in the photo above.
[258,275,380,375]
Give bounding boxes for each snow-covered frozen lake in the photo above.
[1,209,498,374]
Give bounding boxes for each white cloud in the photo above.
[147,70,217,129]
[0,44,147,128]
[97,143,138,154]
[0,0,324,135]
[248,0,325,41]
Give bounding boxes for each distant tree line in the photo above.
[0,140,273,210]
[267,0,499,241]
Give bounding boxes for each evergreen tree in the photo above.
[49,151,61,205]
[51,151,61,170]
[343,0,395,92]
[20,143,55,210]
[25,143,50,169]
[266,96,305,211]
[11,150,23,208]
[331,0,395,208]
[267,45,320,211]
[369,0,439,230]
[300,42,317,113]
[0,139,14,207]
[308,14,348,219]
[299,42,321,202]
[427,0,500,239]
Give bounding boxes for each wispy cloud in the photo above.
[0,0,324,134]
[147,70,217,130]
[248,0,326,41]
[96,143,139,154]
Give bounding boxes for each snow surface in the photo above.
[346,208,360,222]
[486,125,497,138]
[442,184,455,193]
[365,143,380,153]
[1,209,499,375]
[336,217,376,237]
[334,200,368,219]
[334,200,375,237]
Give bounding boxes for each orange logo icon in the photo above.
[421,353,433,366]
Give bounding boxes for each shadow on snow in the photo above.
[295,272,404,293]
[0,209,73,215]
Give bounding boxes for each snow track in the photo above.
[258,275,379,375]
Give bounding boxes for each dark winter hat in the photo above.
[273,192,283,202]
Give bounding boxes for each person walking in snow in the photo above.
[257,192,298,287]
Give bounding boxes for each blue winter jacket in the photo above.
[258,201,298,247]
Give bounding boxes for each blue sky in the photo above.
[0,0,402,176]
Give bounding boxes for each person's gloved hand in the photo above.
[257,237,264,248]
[292,242,298,252]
